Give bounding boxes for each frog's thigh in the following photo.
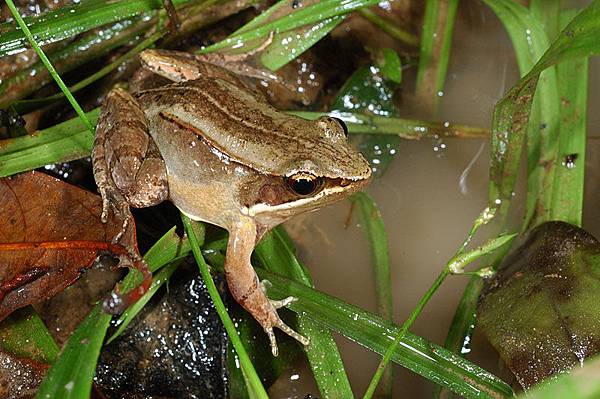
[102,88,168,208]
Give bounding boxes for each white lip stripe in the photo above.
[248,186,347,216]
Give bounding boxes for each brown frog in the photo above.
[92,49,372,355]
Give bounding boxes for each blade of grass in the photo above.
[0,307,59,364]
[5,0,94,134]
[0,15,153,108]
[198,0,382,55]
[482,0,559,230]
[0,0,196,57]
[530,0,560,40]
[0,109,99,177]
[415,0,460,109]
[254,227,354,399]
[182,215,268,399]
[228,0,345,71]
[349,193,393,398]
[35,304,111,399]
[358,8,418,47]
[293,111,489,138]
[549,10,588,226]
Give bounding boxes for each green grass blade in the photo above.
[254,227,353,399]
[182,216,268,399]
[0,109,99,177]
[358,8,418,47]
[549,10,588,226]
[530,0,560,40]
[482,0,558,229]
[0,0,195,57]
[199,0,381,55]
[350,193,392,319]
[5,0,94,134]
[415,0,459,108]
[0,307,59,364]
[293,111,489,138]
[349,193,393,397]
[485,1,600,227]
[35,304,112,399]
[260,16,343,71]
[228,0,345,70]
[433,275,483,399]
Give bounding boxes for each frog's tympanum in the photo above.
[92,49,372,356]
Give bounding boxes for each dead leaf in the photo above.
[0,171,149,321]
[478,221,600,388]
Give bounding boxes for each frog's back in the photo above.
[137,77,370,181]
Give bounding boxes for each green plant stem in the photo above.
[363,207,507,398]
[5,0,94,135]
[181,215,268,399]
[358,8,418,47]
[363,268,449,399]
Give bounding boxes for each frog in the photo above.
[92,48,372,356]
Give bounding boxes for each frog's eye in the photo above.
[331,117,349,138]
[286,173,323,196]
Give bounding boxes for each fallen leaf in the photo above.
[478,221,600,388]
[0,171,149,321]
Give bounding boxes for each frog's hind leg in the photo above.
[92,87,168,239]
[225,217,309,356]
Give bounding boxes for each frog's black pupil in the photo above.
[331,117,349,137]
[289,178,317,196]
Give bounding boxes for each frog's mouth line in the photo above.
[245,184,353,217]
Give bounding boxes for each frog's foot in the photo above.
[102,249,152,314]
[258,280,309,356]
[98,183,132,244]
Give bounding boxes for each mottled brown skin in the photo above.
[92,49,372,355]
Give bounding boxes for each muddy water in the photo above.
[274,1,600,397]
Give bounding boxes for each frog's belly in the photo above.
[154,126,254,230]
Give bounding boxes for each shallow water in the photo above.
[274,1,600,397]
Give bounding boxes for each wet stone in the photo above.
[95,261,228,399]
[478,221,600,389]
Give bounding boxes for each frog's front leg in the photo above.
[92,87,169,238]
[225,217,309,356]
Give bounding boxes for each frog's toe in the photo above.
[270,295,296,309]
[265,317,310,357]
